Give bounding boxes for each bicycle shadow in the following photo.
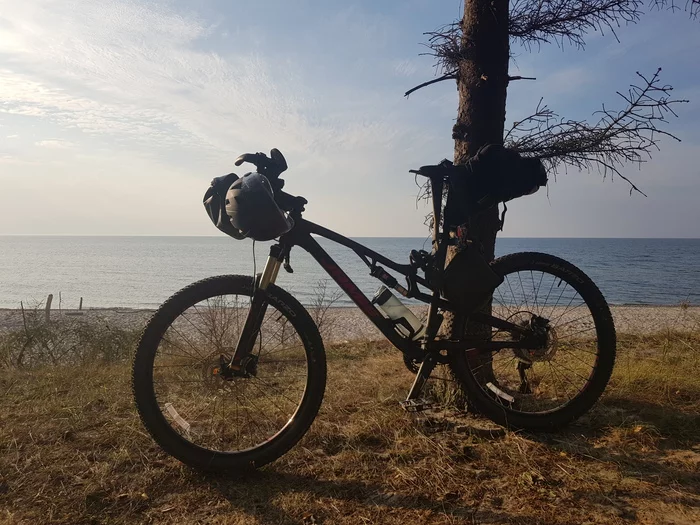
[197,396,699,524]
[205,469,521,524]
[525,395,700,490]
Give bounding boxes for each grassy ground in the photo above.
[1,330,699,524]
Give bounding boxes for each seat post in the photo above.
[430,176,444,249]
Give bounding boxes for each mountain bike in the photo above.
[132,149,616,472]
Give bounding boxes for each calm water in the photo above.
[0,236,698,309]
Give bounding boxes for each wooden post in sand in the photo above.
[45,294,53,323]
[79,297,83,311]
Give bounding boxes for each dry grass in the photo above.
[1,328,699,524]
[0,306,139,369]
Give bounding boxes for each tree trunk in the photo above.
[452,0,509,262]
[453,0,510,161]
[440,0,510,408]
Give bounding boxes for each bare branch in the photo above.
[405,71,458,97]
[415,174,448,230]
[651,0,700,19]
[419,23,464,73]
[508,75,537,82]
[509,0,644,49]
[505,69,688,194]
[510,0,698,49]
[420,0,696,65]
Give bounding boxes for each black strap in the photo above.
[499,202,508,231]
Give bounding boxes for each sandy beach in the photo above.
[1,304,697,341]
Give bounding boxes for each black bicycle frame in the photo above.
[230,217,532,365]
[280,218,430,361]
[231,181,533,371]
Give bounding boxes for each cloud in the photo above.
[0,2,223,150]
[0,0,425,164]
[393,59,418,78]
[35,139,74,148]
[0,0,450,236]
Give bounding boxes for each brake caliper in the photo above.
[218,354,259,379]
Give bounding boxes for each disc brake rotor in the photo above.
[506,312,558,363]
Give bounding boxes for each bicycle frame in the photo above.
[279,218,434,361]
[233,215,534,366]
[229,176,542,400]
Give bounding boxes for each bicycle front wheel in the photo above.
[132,275,326,472]
[449,252,616,431]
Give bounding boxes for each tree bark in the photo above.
[453,0,510,163]
[441,0,510,407]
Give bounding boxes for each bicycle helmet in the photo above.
[225,172,293,241]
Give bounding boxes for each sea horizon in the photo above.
[2,234,699,239]
[1,236,698,309]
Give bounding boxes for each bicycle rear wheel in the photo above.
[448,252,616,431]
[132,275,326,472]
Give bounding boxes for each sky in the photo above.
[0,0,698,238]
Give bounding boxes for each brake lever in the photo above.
[234,152,284,178]
[234,153,263,167]
[269,148,288,173]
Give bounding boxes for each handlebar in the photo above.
[233,152,264,167]
[234,148,306,213]
[234,148,288,179]
[276,190,307,214]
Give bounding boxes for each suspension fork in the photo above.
[229,244,285,368]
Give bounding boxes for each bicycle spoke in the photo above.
[553,311,594,329]
[518,272,530,311]
[546,361,573,401]
[532,270,544,316]
[556,346,597,369]
[245,377,298,421]
[167,324,207,360]
[252,376,304,407]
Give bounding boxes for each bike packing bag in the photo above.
[445,144,548,226]
[203,173,246,240]
[442,244,504,313]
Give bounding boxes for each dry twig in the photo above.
[505,69,688,195]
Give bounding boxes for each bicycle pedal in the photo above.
[400,398,433,412]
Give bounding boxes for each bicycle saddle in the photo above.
[409,159,454,178]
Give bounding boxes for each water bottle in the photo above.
[372,286,426,340]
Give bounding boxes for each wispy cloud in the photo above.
[35,139,74,149]
[393,59,419,78]
[0,0,426,163]
[2,1,696,237]
[0,0,448,235]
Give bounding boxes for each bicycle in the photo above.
[132,148,616,472]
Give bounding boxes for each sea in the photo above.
[0,236,698,309]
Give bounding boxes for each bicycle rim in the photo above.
[467,254,614,418]
[150,292,311,454]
